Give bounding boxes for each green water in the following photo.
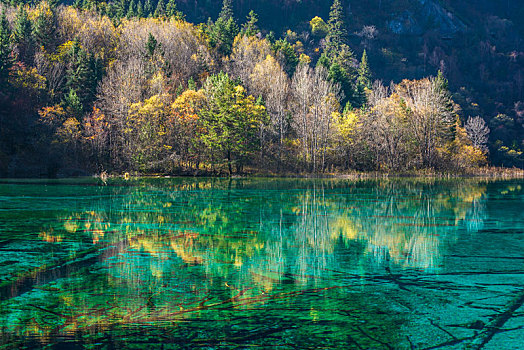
[0,178,523,349]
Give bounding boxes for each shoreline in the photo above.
[1,167,523,181]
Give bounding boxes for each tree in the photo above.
[325,0,347,56]
[170,88,207,167]
[33,1,58,50]
[291,64,340,172]
[126,0,136,18]
[250,55,290,166]
[65,41,102,111]
[228,34,270,88]
[219,0,234,21]
[166,0,183,19]
[272,39,298,76]
[125,94,171,171]
[13,5,34,63]
[241,10,259,37]
[117,0,129,18]
[154,0,165,18]
[198,72,267,174]
[0,10,12,90]
[207,16,238,57]
[63,88,83,118]
[465,116,490,152]
[146,33,158,58]
[136,1,144,17]
[144,0,153,17]
[394,77,455,168]
[310,16,328,38]
[357,50,371,89]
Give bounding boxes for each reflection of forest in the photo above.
[2,178,500,346]
[40,178,491,284]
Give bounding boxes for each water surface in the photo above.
[0,177,523,349]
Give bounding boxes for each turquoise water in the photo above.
[0,178,523,349]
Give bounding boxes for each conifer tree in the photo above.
[33,2,57,50]
[219,0,234,21]
[13,6,34,63]
[165,0,177,18]
[326,0,347,55]
[144,0,152,17]
[207,0,238,57]
[146,33,157,58]
[154,0,165,18]
[136,0,144,17]
[241,10,258,37]
[117,0,129,18]
[0,10,12,90]
[65,42,101,111]
[126,0,136,18]
[357,49,371,89]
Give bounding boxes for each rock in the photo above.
[387,0,466,38]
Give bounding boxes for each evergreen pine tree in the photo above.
[0,10,12,89]
[64,88,83,117]
[136,0,144,17]
[143,0,152,17]
[241,10,258,37]
[165,0,177,17]
[188,77,196,90]
[154,0,165,18]
[33,2,57,50]
[207,0,238,57]
[13,6,34,63]
[146,33,157,58]
[64,41,101,111]
[126,0,136,19]
[357,49,371,89]
[326,0,347,55]
[219,0,233,21]
[117,0,128,18]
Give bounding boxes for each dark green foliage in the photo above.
[154,0,165,18]
[357,50,371,90]
[143,0,152,17]
[33,4,57,50]
[0,10,12,89]
[219,0,234,21]
[325,0,347,56]
[63,88,83,117]
[13,5,33,63]
[272,39,298,76]
[166,0,183,19]
[64,41,102,112]
[146,33,157,57]
[117,0,129,18]
[136,0,144,17]
[126,0,136,18]
[206,16,238,57]
[327,61,355,106]
[199,72,267,174]
[241,10,258,37]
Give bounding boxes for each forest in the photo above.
[0,0,522,176]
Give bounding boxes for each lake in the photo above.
[0,177,523,349]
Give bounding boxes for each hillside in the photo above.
[0,0,522,176]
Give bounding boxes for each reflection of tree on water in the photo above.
[0,178,498,348]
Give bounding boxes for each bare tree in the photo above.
[250,55,290,166]
[394,77,455,168]
[291,64,340,172]
[96,57,148,168]
[465,116,490,152]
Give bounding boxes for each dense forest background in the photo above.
[0,0,523,176]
